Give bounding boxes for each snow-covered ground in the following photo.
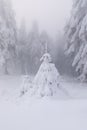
[0,76,87,130]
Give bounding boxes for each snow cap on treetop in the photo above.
[40,53,52,63]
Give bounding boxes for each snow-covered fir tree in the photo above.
[32,52,61,97]
[21,52,61,97]
[65,0,87,81]
[0,0,17,74]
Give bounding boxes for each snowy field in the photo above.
[0,76,87,130]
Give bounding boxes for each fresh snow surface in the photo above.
[0,98,87,130]
[0,76,87,130]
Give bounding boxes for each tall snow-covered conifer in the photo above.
[0,0,17,74]
[65,0,87,81]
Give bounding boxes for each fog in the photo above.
[12,0,72,37]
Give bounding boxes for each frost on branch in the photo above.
[65,0,87,81]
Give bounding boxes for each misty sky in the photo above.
[12,0,72,37]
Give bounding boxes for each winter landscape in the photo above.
[0,0,87,130]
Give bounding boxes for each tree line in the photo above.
[0,0,77,78]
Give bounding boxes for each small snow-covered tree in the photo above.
[65,0,87,81]
[21,53,61,97]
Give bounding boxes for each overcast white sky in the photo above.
[12,0,72,37]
